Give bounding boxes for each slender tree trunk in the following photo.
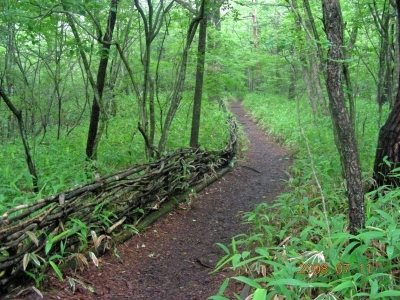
[149,76,156,153]
[158,0,205,153]
[322,0,364,234]
[134,0,175,156]
[190,16,207,148]
[86,0,119,159]
[369,1,395,108]
[287,57,297,101]
[288,0,327,114]
[0,88,39,192]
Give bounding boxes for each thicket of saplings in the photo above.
[0,93,230,215]
[209,94,400,300]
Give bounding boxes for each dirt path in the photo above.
[19,102,291,300]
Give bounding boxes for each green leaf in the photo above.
[45,239,53,255]
[49,261,63,281]
[352,292,371,297]
[253,288,267,300]
[331,280,354,292]
[29,253,41,267]
[232,276,262,289]
[267,278,332,288]
[216,243,230,255]
[370,279,378,296]
[255,247,270,257]
[219,278,230,294]
[375,210,395,225]
[49,254,63,261]
[386,245,394,259]
[374,290,400,298]
[207,296,230,300]
[211,255,234,273]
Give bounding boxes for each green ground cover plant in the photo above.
[209,94,399,300]
[0,96,229,215]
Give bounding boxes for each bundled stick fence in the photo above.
[0,117,237,293]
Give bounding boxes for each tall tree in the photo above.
[134,0,174,157]
[372,0,400,188]
[158,0,206,153]
[322,0,364,234]
[0,87,39,192]
[286,0,327,114]
[86,0,119,159]
[190,9,207,148]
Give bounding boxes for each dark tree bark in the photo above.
[190,16,207,148]
[322,0,365,234]
[342,25,358,128]
[86,0,119,159]
[369,1,396,110]
[0,87,39,192]
[373,0,400,188]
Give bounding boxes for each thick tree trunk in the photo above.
[372,0,400,188]
[322,0,365,234]
[374,98,400,187]
[190,17,207,148]
[86,0,119,159]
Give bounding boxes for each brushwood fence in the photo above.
[0,117,237,293]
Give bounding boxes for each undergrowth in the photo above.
[0,97,230,214]
[209,94,399,299]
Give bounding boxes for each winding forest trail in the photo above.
[23,102,291,300]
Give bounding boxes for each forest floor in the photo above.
[13,102,291,300]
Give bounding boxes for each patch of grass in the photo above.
[242,93,389,196]
[210,188,400,299]
[209,93,399,299]
[0,96,230,214]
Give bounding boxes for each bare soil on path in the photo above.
[13,102,291,300]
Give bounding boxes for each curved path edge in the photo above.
[21,101,291,300]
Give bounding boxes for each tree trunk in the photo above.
[190,16,207,148]
[134,0,175,157]
[86,0,119,159]
[372,0,400,188]
[342,25,358,128]
[0,88,39,192]
[287,0,327,115]
[288,70,297,101]
[158,0,205,153]
[322,0,365,234]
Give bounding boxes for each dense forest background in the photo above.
[0,0,395,203]
[1,0,400,298]
[0,1,398,204]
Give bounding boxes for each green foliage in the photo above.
[210,188,400,299]
[0,97,228,214]
[242,93,389,195]
[209,94,397,299]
